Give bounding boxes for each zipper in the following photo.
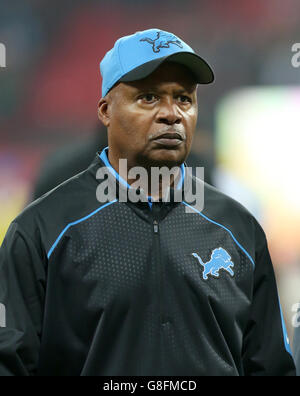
[152,214,167,325]
[153,220,159,233]
[152,204,168,374]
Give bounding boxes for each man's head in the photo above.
[98,61,198,170]
[98,28,214,171]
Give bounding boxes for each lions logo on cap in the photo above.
[140,31,183,53]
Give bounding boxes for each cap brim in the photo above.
[120,52,214,84]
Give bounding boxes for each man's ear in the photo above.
[98,97,110,127]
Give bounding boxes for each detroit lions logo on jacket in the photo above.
[192,247,234,280]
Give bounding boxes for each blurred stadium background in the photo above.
[0,0,300,347]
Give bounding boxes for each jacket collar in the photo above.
[97,146,192,207]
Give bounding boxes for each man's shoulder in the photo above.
[203,179,256,222]
[13,157,111,253]
[190,174,255,218]
[27,161,97,212]
[191,176,266,259]
[32,135,106,199]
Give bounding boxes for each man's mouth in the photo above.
[151,132,184,147]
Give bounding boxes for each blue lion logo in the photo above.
[192,248,234,280]
[140,31,183,53]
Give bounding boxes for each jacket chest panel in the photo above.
[48,204,253,330]
[157,208,254,322]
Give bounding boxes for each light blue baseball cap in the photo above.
[100,28,214,97]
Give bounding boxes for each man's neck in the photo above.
[107,150,182,200]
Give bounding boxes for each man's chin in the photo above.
[139,149,186,169]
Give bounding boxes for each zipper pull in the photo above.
[153,220,159,233]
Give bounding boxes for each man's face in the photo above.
[98,62,198,170]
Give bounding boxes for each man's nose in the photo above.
[156,99,182,125]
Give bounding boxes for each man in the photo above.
[0,28,295,376]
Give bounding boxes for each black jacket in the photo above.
[0,147,295,376]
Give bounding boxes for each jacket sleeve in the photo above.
[242,223,296,376]
[0,221,46,376]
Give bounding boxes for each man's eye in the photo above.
[140,94,157,102]
[178,95,191,103]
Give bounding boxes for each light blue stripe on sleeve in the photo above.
[278,297,292,356]
[47,199,117,259]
